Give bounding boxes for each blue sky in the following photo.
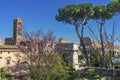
[0,0,120,43]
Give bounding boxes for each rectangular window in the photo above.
[7,60,10,65]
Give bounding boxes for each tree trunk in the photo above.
[75,25,89,66]
[99,21,105,67]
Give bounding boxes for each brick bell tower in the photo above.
[13,18,22,45]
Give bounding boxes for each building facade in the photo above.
[1,18,23,69]
[56,39,81,70]
[80,37,92,54]
[0,45,23,68]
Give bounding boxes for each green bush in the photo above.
[89,50,102,67]
[87,68,100,79]
[0,71,8,80]
[0,72,6,79]
[27,54,70,80]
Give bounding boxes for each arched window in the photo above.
[6,56,11,65]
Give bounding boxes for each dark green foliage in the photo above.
[56,4,79,24]
[90,50,112,68]
[1,72,6,79]
[107,0,120,13]
[90,50,102,67]
[87,68,100,79]
[56,3,94,25]
[0,70,12,80]
[104,53,112,68]
[92,5,115,20]
[89,50,112,68]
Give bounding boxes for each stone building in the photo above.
[114,46,120,56]
[5,18,22,45]
[5,38,14,45]
[13,18,22,45]
[56,39,81,70]
[0,45,23,68]
[81,37,92,54]
[0,40,5,45]
[0,18,23,69]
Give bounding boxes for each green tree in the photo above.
[91,5,115,67]
[90,49,102,67]
[56,3,94,66]
[107,0,120,13]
